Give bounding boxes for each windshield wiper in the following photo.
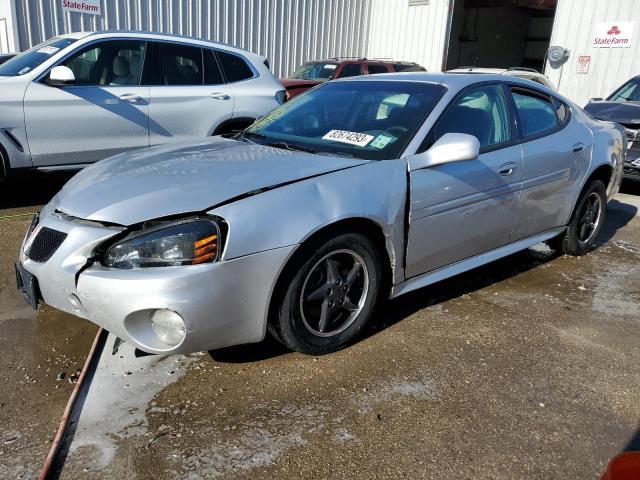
[317,150,357,158]
[266,141,316,154]
[243,131,266,140]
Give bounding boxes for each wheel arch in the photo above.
[211,117,256,136]
[587,163,614,191]
[563,163,612,227]
[265,217,393,329]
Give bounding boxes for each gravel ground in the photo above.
[0,174,638,480]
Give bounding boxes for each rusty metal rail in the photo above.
[38,327,107,480]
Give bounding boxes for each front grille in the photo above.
[26,227,67,263]
[630,141,640,152]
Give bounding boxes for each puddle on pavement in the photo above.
[58,335,197,471]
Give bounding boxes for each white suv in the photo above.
[448,67,556,90]
[0,31,285,178]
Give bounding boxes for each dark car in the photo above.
[280,57,425,99]
[0,53,16,65]
[585,76,640,181]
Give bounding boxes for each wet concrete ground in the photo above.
[0,173,97,479]
[0,174,639,479]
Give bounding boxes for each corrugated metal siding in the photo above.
[546,0,640,106]
[366,0,451,71]
[11,0,373,78]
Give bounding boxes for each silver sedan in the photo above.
[16,73,625,355]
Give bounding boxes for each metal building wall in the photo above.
[366,0,451,71]
[546,0,640,106]
[10,0,372,78]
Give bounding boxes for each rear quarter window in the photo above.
[511,88,559,138]
[217,50,254,82]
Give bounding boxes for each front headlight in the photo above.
[102,218,220,269]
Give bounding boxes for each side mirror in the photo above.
[408,133,480,171]
[589,97,603,102]
[46,66,75,86]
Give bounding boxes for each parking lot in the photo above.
[0,174,637,479]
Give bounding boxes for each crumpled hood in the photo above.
[54,137,368,225]
[584,101,640,126]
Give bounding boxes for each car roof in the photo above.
[308,58,397,64]
[58,32,93,40]
[448,67,546,77]
[83,30,265,61]
[449,67,507,74]
[335,71,560,95]
[335,71,490,86]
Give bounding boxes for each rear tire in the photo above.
[548,180,607,256]
[269,231,381,355]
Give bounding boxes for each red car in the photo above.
[280,57,425,99]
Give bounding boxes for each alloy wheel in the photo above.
[576,192,602,245]
[300,249,369,337]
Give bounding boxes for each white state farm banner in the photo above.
[62,0,101,15]
[592,22,634,47]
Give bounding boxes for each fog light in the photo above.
[150,310,186,347]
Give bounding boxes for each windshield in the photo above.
[242,80,446,160]
[608,79,640,103]
[0,37,77,77]
[289,62,338,81]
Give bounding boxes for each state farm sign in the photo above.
[592,21,634,47]
[62,0,101,16]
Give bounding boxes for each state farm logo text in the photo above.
[595,24,629,46]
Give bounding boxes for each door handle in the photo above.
[498,163,518,176]
[118,93,143,103]
[210,93,231,100]
[573,142,585,152]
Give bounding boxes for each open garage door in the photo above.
[445,0,557,72]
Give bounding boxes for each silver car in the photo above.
[16,73,625,355]
[0,31,284,179]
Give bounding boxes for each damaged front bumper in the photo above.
[18,205,296,354]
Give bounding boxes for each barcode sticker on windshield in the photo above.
[322,130,374,147]
[37,46,60,55]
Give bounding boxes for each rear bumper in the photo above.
[19,207,296,354]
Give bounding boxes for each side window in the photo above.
[435,84,511,149]
[157,42,203,86]
[217,50,253,82]
[61,40,146,86]
[367,64,388,75]
[203,49,224,85]
[511,89,559,137]
[338,63,364,78]
[553,98,570,126]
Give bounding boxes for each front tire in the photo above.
[549,180,607,256]
[270,232,381,355]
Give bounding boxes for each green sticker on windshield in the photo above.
[370,134,396,149]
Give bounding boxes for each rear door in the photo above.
[216,49,278,123]
[406,83,523,278]
[146,42,235,146]
[24,39,150,166]
[507,86,591,240]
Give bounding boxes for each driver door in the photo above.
[405,83,523,278]
[24,39,150,167]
